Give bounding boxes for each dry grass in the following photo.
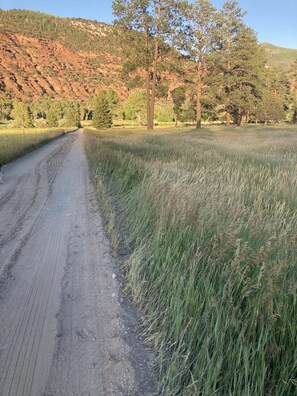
[0,127,74,164]
[85,125,297,395]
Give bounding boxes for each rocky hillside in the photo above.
[0,10,127,100]
[0,9,296,102]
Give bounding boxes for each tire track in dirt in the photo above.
[0,130,158,396]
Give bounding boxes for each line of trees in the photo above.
[113,0,297,130]
[0,99,82,128]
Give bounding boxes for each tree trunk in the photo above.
[150,3,161,130]
[146,67,151,130]
[240,114,244,126]
[246,111,250,125]
[142,11,152,130]
[196,61,202,129]
[226,111,231,127]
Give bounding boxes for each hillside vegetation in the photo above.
[0,9,116,54]
[85,126,297,395]
[262,43,297,70]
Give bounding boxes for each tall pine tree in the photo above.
[93,91,113,129]
[215,0,246,127]
[113,0,184,130]
[180,0,218,129]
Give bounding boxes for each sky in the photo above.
[0,0,297,49]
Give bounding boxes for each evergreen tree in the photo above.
[230,28,266,125]
[172,86,186,126]
[11,101,33,128]
[63,101,81,127]
[47,102,62,127]
[113,0,184,130]
[105,88,121,118]
[0,99,12,121]
[180,0,218,129]
[215,0,246,127]
[255,93,285,123]
[93,91,113,129]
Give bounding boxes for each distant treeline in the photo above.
[0,4,297,128]
[1,84,297,129]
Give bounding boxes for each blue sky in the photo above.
[1,0,296,49]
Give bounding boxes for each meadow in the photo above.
[0,128,74,164]
[85,125,297,395]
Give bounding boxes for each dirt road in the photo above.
[0,131,157,396]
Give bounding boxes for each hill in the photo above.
[0,9,296,101]
[261,42,297,70]
[0,9,127,100]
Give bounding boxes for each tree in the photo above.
[113,0,184,130]
[292,108,297,123]
[215,0,246,127]
[63,101,81,127]
[123,91,146,125]
[155,99,174,122]
[0,99,12,122]
[172,86,186,125]
[47,101,63,127]
[105,88,121,118]
[255,94,285,124]
[180,0,218,129]
[229,28,266,126]
[11,101,33,128]
[93,91,113,129]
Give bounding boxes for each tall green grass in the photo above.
[0,128,73,164]
[85,126,297,395]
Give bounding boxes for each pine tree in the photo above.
[93,92,113,129]
[113,0,184,130]
[213,1,266,127]
[215,0,246,127]
[63,101,81,127]
[172,86,186,126]
[180,0,218,129]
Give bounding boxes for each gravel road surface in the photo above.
[0,130,157,396]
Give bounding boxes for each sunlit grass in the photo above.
[0,127,74,163]
[85,125,297,395]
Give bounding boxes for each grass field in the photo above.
[0,128,74,164]
[84,125,297,395]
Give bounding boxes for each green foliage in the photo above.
[113,0,185,129]
[0,100,13,121]
[63,101,81,127]
[11,101,33,128]
[155,100,174,123]
[0,9,118,55]
[47,101,63,127]
[255,95,286,123]
[123,91,146,125]
[172,86,186,123]
[93,92,113,129]
[291,108,297,123]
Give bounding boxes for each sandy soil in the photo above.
[0,130,158,396]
